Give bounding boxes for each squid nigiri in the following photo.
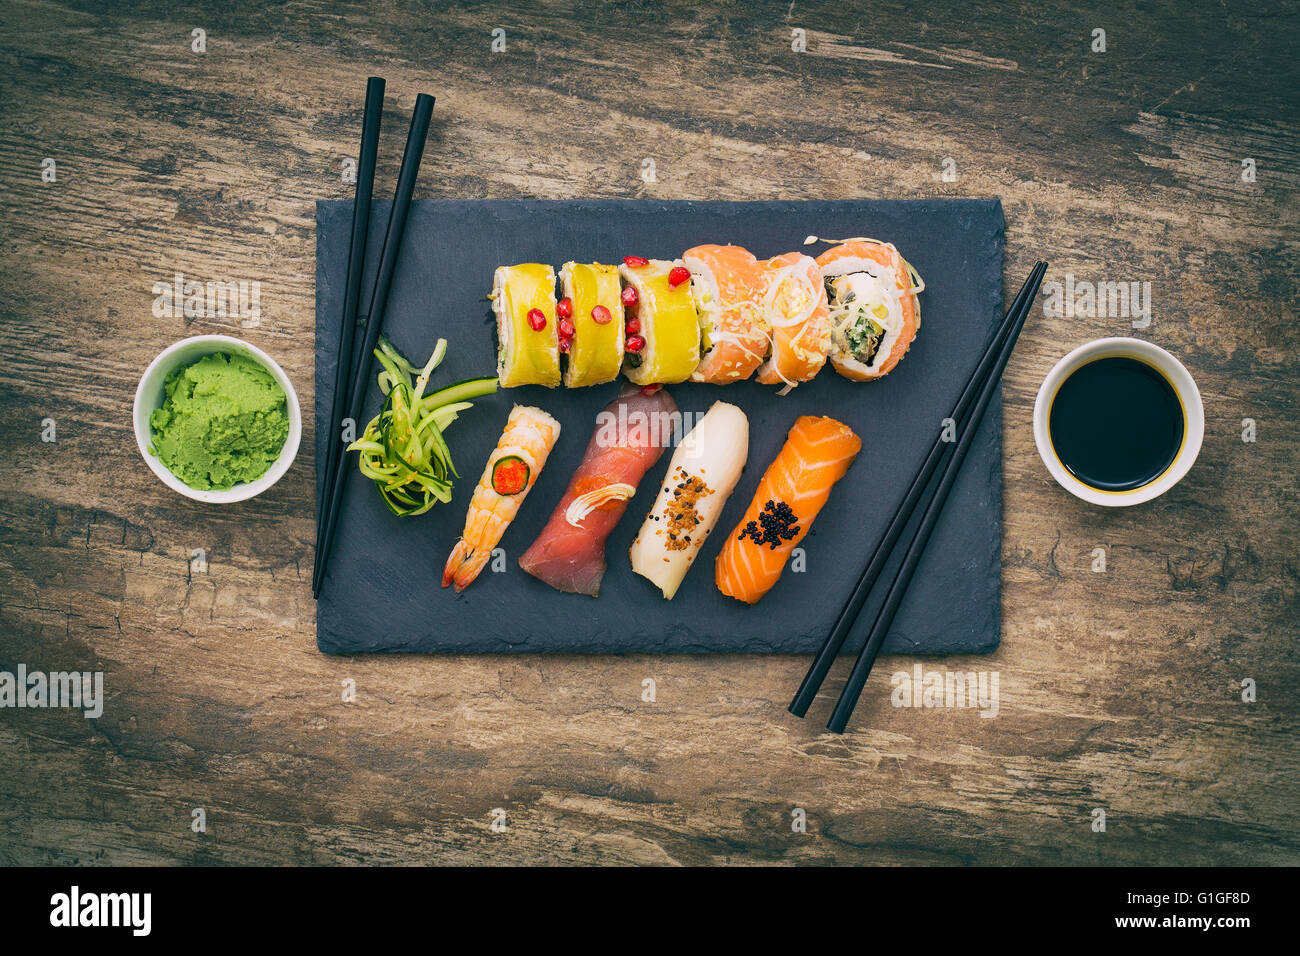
[629,401,749,599]
[518,384,677,596]
[815,239,924,381]
[715,415,860,604]
[442,405,560,592]
[754,252,832,392]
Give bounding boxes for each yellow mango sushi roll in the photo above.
[618,256,700,386]
[491,263,561,388]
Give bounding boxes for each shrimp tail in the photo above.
[443,538,490,593]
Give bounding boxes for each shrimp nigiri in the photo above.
[442,405,560,593]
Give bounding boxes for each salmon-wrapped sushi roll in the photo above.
[558,262,624,387]
[715,415,861,604]
[683,244,768,384]
[491,263,561,388]
[618,257,700,386]
[754,253,831,392]
[816,239,924,381]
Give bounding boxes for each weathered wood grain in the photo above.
[0,0,1296,865]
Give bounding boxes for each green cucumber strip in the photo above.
[420,376,498,410]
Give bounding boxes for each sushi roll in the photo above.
[754,252,832,392]
[816,239,924,381]
[491,263,561,388]
[629,401,749,599]
[683,244,769,384]
[618,257,700,386]
[558,262,624,387]
[715,415,861,604]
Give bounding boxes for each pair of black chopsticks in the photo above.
[790,262,1048,733]
[313,79,435,598]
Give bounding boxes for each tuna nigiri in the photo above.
[629,401,749,599]
[518,384,678,596]
[715,415,861,604]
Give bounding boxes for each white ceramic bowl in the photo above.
[1033,337,1203,507]
[133,335,301,503]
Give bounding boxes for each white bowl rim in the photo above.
[132,334,302,503]
[1032,337,1203,507]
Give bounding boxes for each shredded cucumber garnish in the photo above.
[347,336,498,517]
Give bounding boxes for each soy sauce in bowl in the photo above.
[1048,356,1184,492]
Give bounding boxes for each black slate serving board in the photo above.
[315,199,1003,654]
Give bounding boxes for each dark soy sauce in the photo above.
[1049,356,1184,491]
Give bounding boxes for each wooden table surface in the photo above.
[1,0,1296,866]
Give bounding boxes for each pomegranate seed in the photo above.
[624,317,641,335]
[625,334,646,353]
[558,338,571,353]
[623,255,649,268]
[621,285,639,308]
[668,266,690,288]
[558,318,576,339]
[590,304,612,325]
[527,308,546,331]
[556,297,573,319]
[640,384,662,395]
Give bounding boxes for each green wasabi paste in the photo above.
[149,352,288,490]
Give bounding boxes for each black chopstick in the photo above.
[789,262,1047,718]
[821,262,1047,733]
[317,77,385,527]
[312,92,436,598]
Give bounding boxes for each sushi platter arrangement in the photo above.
[314,194,1006,657]
[438,235,919,602]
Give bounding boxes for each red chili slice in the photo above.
[491,455,530,495]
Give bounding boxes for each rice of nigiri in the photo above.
[629,401,749,599]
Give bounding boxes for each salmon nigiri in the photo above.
[519,384,677,596]
[715,415,861,604]
[683,244,768,384]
